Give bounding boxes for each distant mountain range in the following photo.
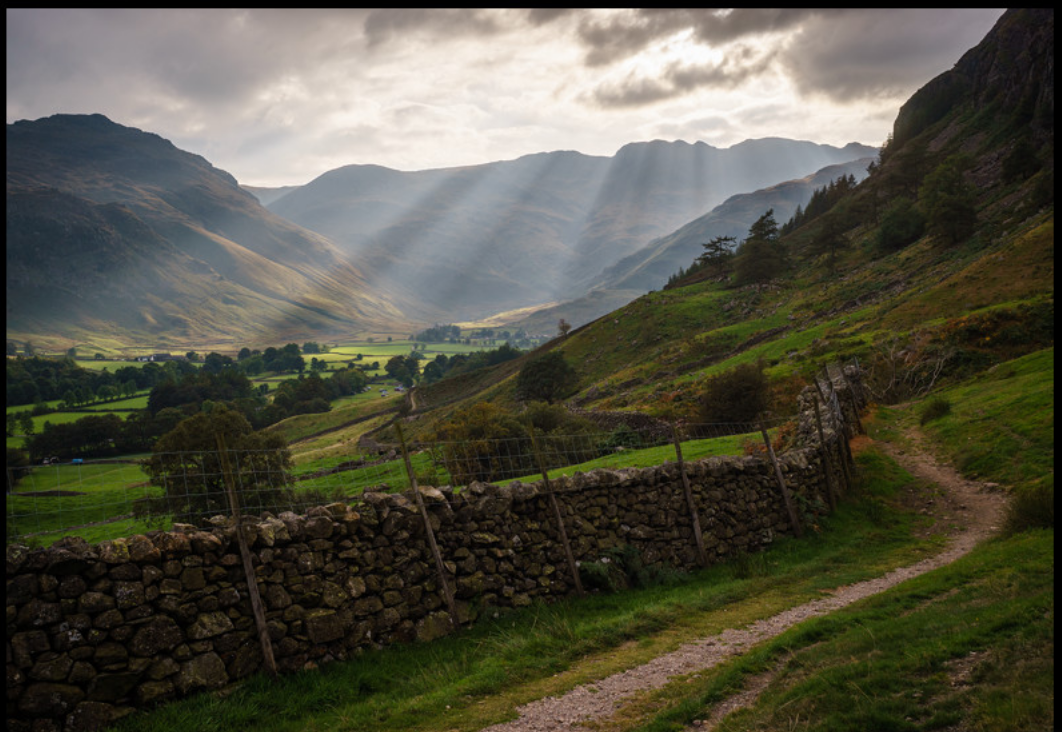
[6,114,410,350]
[261,139,876,323]
[498,157,874,334]
[6,113,875,351]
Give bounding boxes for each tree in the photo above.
[66,347,77,359]
[733,210,786,286]
[7,447,30,491]
[696,235,736,271]
[807,215,849,273]
[876,197,925,253]
[920,156,976,247]
[142,406,294,525]
[201,352,235,374]
[516,352,578,404]
[696,360,770,432]
[185,351,199,363]
[384,355,417,387]
[558,318,572,337]
[1002,136,1041,183]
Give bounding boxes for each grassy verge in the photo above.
[618,350,1054,731]
[632,529,1053,732]
[915,347,1053,489]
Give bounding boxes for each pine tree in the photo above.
[734,210,786,286]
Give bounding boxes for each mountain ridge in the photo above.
[6,113,412,351]
[266,137,877,321]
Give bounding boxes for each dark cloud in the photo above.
[577,8,1005,110]
[362,8,507,46]
[575,9,830,67]
[591,47,777,108]
[783,9,1008,102]
[525,8,575,26]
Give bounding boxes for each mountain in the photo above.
[6,114,410,352]
[243,184,303,207]
[266,139,877,322]
[490,157,874,335]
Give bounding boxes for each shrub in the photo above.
[516,352,579,404]
[729,549,770,580]
[696,360,770,431]
[578,555,629,593]
[876,197,925,252]
[919,396,952,425]
[579,544,683,592]
[429,402,532,485]
[1003,480,1054,536]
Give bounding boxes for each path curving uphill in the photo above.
[476,427,1008,732]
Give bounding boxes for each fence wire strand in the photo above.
[6,411,813,545]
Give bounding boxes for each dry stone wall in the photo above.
[7,376,864,732]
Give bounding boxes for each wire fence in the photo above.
[6,415,801,546]
[8,357,865,548]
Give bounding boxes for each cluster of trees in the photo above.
[139,406,295,525]
[233,343,305,375]
[25,411,178,460]
[146,369,258,415]
[420,343,523,385]
[6,356,194,407]
[20,360,371,462]
[265,367,368,422]
[667,147,987,291]
[427,401,602,485]
[779,174,859,236]
[7,341,320,410]
[412,324,462,343]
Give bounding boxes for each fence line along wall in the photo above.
[6,370,866,732]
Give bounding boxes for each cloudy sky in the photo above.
[7,8,1005,187]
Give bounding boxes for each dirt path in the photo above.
[476,427,1008,732]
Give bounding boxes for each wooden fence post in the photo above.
[759,416,803,538]
[395,423,459,629]
[812,398,838,511]
[528,424,584,596]
[671,423,708,567]
[216,433,277,678]
[815,375,852,492]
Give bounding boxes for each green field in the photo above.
[6,460,160,545]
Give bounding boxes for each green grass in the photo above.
[493,430,757,486]
[291,427,762,500]
[916,347,1053,488]
[79,393,152,410]
[634,529,1053,732]
[6,461,161,546]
